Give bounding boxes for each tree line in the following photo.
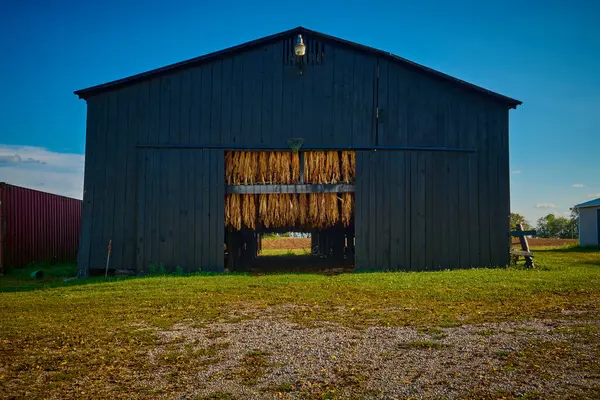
[510,212,578,239]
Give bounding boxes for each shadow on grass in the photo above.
[532,246,599,253]
[0,263,239,293]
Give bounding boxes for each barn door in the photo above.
[136,149,224,273]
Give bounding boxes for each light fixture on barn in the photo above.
[295,34,306,56]
[295,34,306,75]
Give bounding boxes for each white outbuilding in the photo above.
[573,198,600,247]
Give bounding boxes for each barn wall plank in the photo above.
[111,87,129,272]
[250,51,265,145]
[208,150,217,271]
[260,47,273,145]
[179,71,192,270]
[210,60,223,146]
[198,65,211,145]
[424,152,434,270]
[368,151,379,269]
[478,104,491,266]
[377,59,389,146]
[187,67,202,144]
[240,53,255,147]
[193,150,205,268]
[136,148,147,273]
[382,151,391,269]
[77,97,99,276]
[393,152,406,270]
[125,83,143,273]
[220,59,233,146]
[318,43,334,146]
[430,151,442,270]
[354,151,367,270]
[209,150,225,271]
[200,149,210,268]
[456,101,471,268]
[491,107,510,266]
[271,42,284,146]
[498,109,511,266]
[466,102,481,267]
[169,75,182,268]
[99,92,119,271]
[230,57,243,145]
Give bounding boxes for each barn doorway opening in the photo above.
[258,233,311,257]
[224,151,355,273]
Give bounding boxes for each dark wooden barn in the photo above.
[74,26,521,277]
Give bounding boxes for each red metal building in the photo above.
[0,183,82,272]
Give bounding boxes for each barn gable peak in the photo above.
[74,26,521,108]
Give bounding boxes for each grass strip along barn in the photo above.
[74,26,521,276]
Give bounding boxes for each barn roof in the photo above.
[573,198,600,209]
[74,26,522,108]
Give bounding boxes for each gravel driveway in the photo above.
[142,311,600,399]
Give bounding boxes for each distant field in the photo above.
[266,237,578,250]
[261,237,311,250]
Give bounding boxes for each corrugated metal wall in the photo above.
[0,183,82,271]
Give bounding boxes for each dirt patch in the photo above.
[511,238,577,247]
[261,238,311,250]
[155,316,599,399]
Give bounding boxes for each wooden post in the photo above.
[231,231,242,272]
[257,234,262,254]
[325,232,331,258]
[332,230,345,261]
[226,229,234,271]
[517,223,534,268]
[311,232,319,255]
[319,232,327,258]
[240,231,256,271]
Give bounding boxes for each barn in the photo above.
[74,26,521,277]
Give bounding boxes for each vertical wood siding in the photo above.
[354,59,510,270]
[78,35,510,274]
[136,149,224,272]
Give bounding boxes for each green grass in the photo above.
[417,327,447,339]
[258,248,311,256]
[0,246,599,398]
[0,263,79,292]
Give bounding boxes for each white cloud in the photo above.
[572,183,585,188]
[551,210,572,217]
[511,170,521,174]
[535,203,556,209]
[587,193,600,199]
[0,145,84,199]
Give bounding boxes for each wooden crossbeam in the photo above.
[226,184,355,194]
[510,250,534,257]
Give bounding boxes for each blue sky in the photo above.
[1,0,599,224]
